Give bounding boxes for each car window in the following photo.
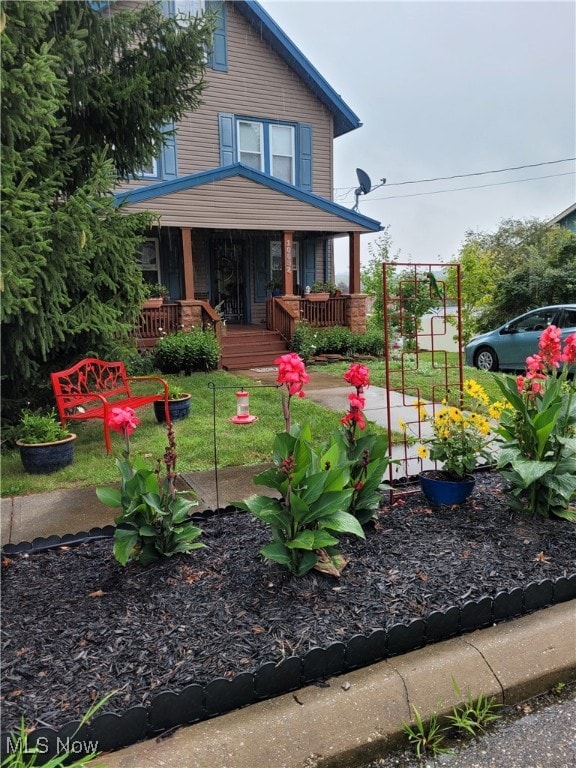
[559,308,576,330]
[511,308,558,332]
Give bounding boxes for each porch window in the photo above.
[137,239,161,285]
[238,121,264,171]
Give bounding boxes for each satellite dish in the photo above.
[356,168,372,195]
[352,168,386,211]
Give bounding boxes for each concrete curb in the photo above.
[97,601,576,768]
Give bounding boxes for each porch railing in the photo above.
[136,301,222,349]
[136,303,180,348]
[266,297,300,341]
[298,296,347,327]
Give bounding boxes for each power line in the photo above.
[354,171,576,202]
[333,157,576,196]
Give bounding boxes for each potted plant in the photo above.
[15,409,77,474]
[307,281,333,302]
[143,282,169,308]
[403,380,496,505]
[154,384,191,423]
[266,280,283,297]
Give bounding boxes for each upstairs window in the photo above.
[164,0,227,71]
[136,123,177,181]
[238,121,264,171]
[220,113,312,190]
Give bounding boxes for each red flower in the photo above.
[341,409,366,430]
[348,393,366,411]
[107,407,140,436]
[538,325,562,368]
[343,363,370,391]
[561,333,576,365]
[274,352,309,397]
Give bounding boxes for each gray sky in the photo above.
[259,0,576,273]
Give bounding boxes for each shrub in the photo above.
[154,329,220,374]
[291,324,384,360]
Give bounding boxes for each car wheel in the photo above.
[474,347,499,372]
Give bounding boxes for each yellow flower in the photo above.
[417,445,429,459]
[464,379,489,405]
[413,401,427,420]
[398,419,407,431]
[488,401,507,420]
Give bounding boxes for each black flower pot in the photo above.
[154,396,191,423]
[16,434,77,475]
[419,470,475,505]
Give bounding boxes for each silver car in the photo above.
[465,304,576,372]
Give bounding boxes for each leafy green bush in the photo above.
[291,324,384,360]
[16,409,71,444]
[154,330,220,374]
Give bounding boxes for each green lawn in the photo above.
[2,358,511,497]
[1,371,345,497]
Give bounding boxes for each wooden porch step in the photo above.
[220,327,289,370]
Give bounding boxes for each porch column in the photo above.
[348,231,361,294]
[281,231,294,295]
[181,227,195,300]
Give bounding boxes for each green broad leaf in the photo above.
[510,458,554,486]
[287,491,310,524]
[295,550,318,577]
[298,471,328,504]
[96,487,122,507]
[138,524,157,536]
[286,529,315,550]
[235,495,284,516]
[296,422,313,443]
[553,507,576,522]
[311,530,340,548]
[320,441,345,471]
[170,498,198,523]
[323,465,350,492]
[321,510,366,538]
[171,540,206,553]
[142,492,163,515]
[493,375,525,410]
[260,541,292,566]
[139,542,160,566]
[532,403,562,457]
[300,489,354,525]
[272,431,297,464]
[497,447,523,469]
[113,527,139,566]
[253,467,285,492]
[542,473,576,501]
[557,436,576,452]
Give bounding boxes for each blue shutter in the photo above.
[206,1,228,72]
[299,124,313,191]
[219,113,236,165]
[161,122,178,179]
[254,239,268,302]
[303,240,315,289]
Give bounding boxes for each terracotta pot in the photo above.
[17,434,77,474]
[307,293,330,302]
[418,470,475,505]
[143,297,164,309]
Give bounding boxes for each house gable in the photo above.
[115,163,382,233]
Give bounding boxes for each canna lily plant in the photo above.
[236,353,366,577]
[494,326,576,520]
[96,407,204,565]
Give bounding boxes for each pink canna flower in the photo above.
[538,325,562,369]
[275,352,309,398]
[561,333,576,365]
[107,407,140,436]
[344,363,370,391]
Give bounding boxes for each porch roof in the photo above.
[114,163,382,233]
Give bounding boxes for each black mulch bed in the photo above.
[2,472,576,734]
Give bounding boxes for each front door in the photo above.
[211,239,246,323]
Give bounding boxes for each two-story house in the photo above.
[112,0,382,367]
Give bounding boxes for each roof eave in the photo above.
[235,1,362,137]
[114,163,382,232]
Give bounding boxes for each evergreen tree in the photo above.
[1,0,214,415]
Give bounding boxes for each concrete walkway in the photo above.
[1,367,575,767]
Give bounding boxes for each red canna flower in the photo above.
[343,363,370,391]
[561,333,576,365]
[107,407,140,436]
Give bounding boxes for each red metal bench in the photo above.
[50,358,171,453]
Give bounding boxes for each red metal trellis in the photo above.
[383,262,463,496]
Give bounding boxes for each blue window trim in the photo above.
[136,123,178,181]
[220,113,312,191]
[163,0,228,72]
